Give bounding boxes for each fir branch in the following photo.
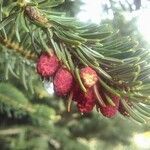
[0,0,150,122]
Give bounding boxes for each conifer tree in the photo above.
[0,0,150,149]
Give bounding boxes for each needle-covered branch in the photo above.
[0,0,150,123]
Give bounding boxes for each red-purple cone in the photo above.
[36,53,59,77]
[80,67,98,88]
[99,93,120,118]
[54,67,74,96]
[72,86,96,113]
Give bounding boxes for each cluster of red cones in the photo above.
[37,52,130,118]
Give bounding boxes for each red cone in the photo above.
[54,67,74,96]
[36,53,59,77]
[99,93,120,118]
[72,86,96,113]
[80,67,98,88]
